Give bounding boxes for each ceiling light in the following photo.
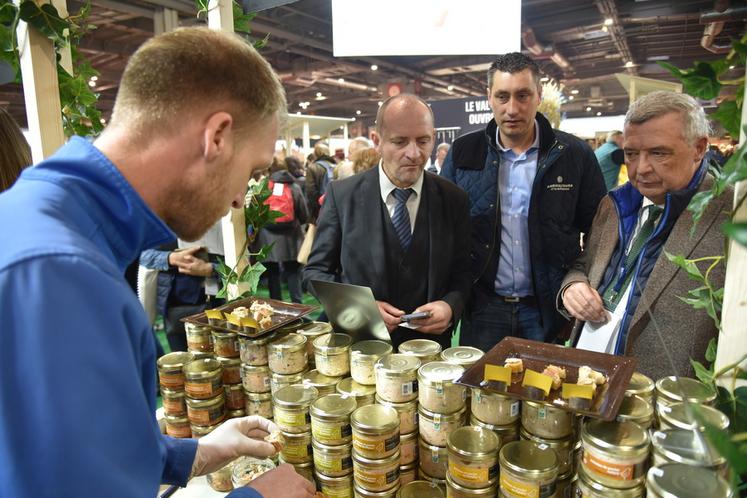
[370,64,378,71]
[625,61,634,68]
[568,95,574,101]
[586,106,592,112]
[729,65,735,69]
[571,89,579,95]
[601,25,608,33]
[356,110,362,115]
[88,80,96,87]
[540,76,549,82]
[596,111,602,116]
[90,75,98,82]
[604,18,613,26]
[338,78,345,83]
[316,92,323,97]
[447,85,454,91]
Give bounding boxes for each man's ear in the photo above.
[203,111,234,162]
[371,130,382,151]
[693,136,709,163]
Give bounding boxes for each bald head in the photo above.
[375,94,434,135]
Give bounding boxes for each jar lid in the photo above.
[268,333,307,352]
[440,346,484,366]
[445,473,496,496]
[217,356,242,367]
[417,361,464,386]
[185,393,225,408]
[212,330,238,339]
[161,387,185,397]
[185,322,211,333]
[499,440,558,477]
[246,391,273,400]
[651,429,725,466]
[190,351,215,360]
[400,462,417,472]
[656,376,716,404]
[399,480,445,498]
[374,394,418,411]
[447,426,499,458]
[272,384,318,408]
[577,464,644,497]
[239,331,277,346]
[337,377,376,398]
[626,371,654,397]
[164,414,189,423]
[312,438,352,453]
[581,420,650,457]
[297,321,333,337]
[190,422,221,436]
[616,395,653,424]
[351,448,400,466]
[400,431,418,443]
[659,403,730,432]
[353,482,401,498]
[313,333,353,354]
[418,436,448,453]
[157,351,195,370]
[311,393,357,419]
[351,340,393,358]
[183,358,222,377]
[303,369,342,388]
[314,470,353,485]
[418,404,466,422]
[518,427,571,448]
[374,353,421,377]
[272,371,305,383]
[469,415,518,436]
[277,319,304,334]
[241,364,270,374]
[350,404,399,432]
[398,339,442,358]
[646,464,732,498]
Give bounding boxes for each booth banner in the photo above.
[428,97,493,139]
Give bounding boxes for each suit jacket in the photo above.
[560,175,729,379]
[303,167,472,329]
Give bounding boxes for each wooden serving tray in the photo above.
[456,337,637,421]
[182,297,318,338]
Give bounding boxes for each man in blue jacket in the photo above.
[0,28,314,498]
[441,53,605,351]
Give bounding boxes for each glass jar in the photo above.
[398,464,417,488]
[418,405,466,447]
[375,354,421,403]
[376,395,419,435]
[314,333,353,377]
[245,390,273,418]
[521,400,573,439]
[417,362,466,414]
[445,473,496,498]
[615,395,654,430]
[469,416,518,448]
[313,439,353,477]
[161,387,187,417]
[273,384,318,433]
[647,463,732,498]
[655,376,716,410]
[354,483,401,498]
[164,414,191,438]
[351,404,401,459]
[575,464,645,498]
[303,369,342,397]
[471,388,520,426]
[519,428,573,476]
[351,340,393,385]
[625,372,655,404]
[297,321,333,364]
[206,462,234,492]
[418,468,446,490]
[239,332,276,366]
[316,471,354,498]
[183,358,223,400]
[231,456,276,488]
[185,323,213,353]
[337,377,376,407]
[227,408,245,419]
[658,402,730,432]
[581,419,650,489]
[271,370,306,394]
[186,393,226,427]
[268,333,308,374]
[419,436,448,479]
[399,431,418,466]
[280,430,313,464]
[353,448,401,492]
[286,460,314,484]
[190,422,219,439]
[212,330,240,358]
[311,393,357,445]
[398,480,445,498]
[440,346,484,368]
[241,364,271,393]
[447,426,500,489]
[218,356,242,385]
[157,351,194,390]
[651,429,728,477]
[499,440,558,498]
[223,383,245,410]
[399,339,442,365]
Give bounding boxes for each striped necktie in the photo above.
[392,188,414,250]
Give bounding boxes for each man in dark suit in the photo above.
[303,94,471,349]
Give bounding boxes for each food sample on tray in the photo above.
[265,429,284,453]
[542,364,567,390]
[231,301,275,329]
[578,365,607,385]
[504,357,524,373]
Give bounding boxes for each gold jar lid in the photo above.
[313,333,353,354]
[185,323,211,333]
[519,427,571,449]
[226,383,243,393]
[656,376,716,404]
[577,464,644,497]
[164,414,189,424]
[337,377,376,398]
[440,346,484,367]
[401,462,417,472]
[351,404,399,433]
[469,415,517,436]
[652,429,725,467]
[183,358,222,379]
[401,431,417,444]
[354,483,401,498]
[190,351,215,360]
[268,333,307,353]
[157,351,195,370]
[375,353,421,378]
[647,463,732,498]
[303,369,342,389]
[626,372,654,397]
[616,395,654,425]
[314,470,352,486]
[499,440,558,478]
[375,394,418,411]
[241,364,271,375]
[217,356,241,368]
[399,480,445,498]
[417,361,465,387]
[190,422,221,436]
[351,339,393,358]
[312,438,351,454]
[212,330,237,339]
[227,409,246,418]
[447,425,499,458]
[246,391,273,401]
[351,448,400,466]
[659,403,730,432]
[399,339,442,359]
[297,321,333,338]
[239,331,277,346]
[418,404,466,422]
[581,420,650,458]
[311,393,357,419]
[161,387,185,398]
[185,393,225,409]
[272,370,305,383]
[445,473,496,496]
[277,319,305,334]
[273,384,318,409]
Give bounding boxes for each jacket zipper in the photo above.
[473,155,502,285]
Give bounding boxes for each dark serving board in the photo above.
[456,337,637,421]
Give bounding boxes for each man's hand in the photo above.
[168,247,213,277]
[248,464,316,497]
[376,300,404,333]
[562,282,609,323]
[191,416,279,476]
[409,300,452,334]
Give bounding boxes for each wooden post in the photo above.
[51,0,72,75]
[154,8,179,35]
[15,0,65,162]
[208,0,233,32]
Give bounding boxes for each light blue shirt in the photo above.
[494,121,540,297]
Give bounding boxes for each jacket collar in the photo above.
[484,112,558,157]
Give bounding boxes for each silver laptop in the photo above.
[310,280,390,342]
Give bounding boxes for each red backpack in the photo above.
[265,180,295,223]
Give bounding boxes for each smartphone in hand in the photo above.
[399,311,432,322]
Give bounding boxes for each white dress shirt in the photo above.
[378,163,424,233]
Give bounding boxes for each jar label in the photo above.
[159,372,185,389]
[583,451,636,480]
[225,390,245,410]
[166,423,192,438]
[500,473,539,498]
[187,404,225,426]
[353,433,399,454]
[185,379,221,398]
[355,465,399,489]
[275,408,310,428]
[449,460,495,486]
[162,397,185,416]
[282,442,312,459]
[315,454,353,474]
[312,421,352,442]
[510,401,520,417]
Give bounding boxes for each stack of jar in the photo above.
[211,325,245,420]
[185,322,213,356]
[351,403,402,497]
[183,357,227,437]
[240,331,276,420]
[158,351,195,439]
[272,383,318,482]
[446,425,500,497]
[310,393,357,498]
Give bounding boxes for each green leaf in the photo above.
[691,359,714,384]
[0,3,18,25]
[723,222,747,248]
[238,262,266,295]
[687,190,715,232]
[18,2,68,42]
[658,61,686,79]
[711,100,741,138]
[705,337,718,363]
[664,252,705,282]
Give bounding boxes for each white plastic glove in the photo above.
[191,415,279,477]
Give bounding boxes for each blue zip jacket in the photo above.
[0,138,260,498]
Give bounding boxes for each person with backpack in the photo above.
[257,158,310,303]
[305,142,337,222]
